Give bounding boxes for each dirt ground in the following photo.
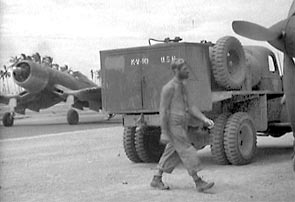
[0,126,294,202]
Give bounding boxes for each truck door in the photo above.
[101,53,143,112]
[267,52,283,92]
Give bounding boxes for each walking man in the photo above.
[150,58,215,192]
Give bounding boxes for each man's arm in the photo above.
[189,105,208,122]
[160,85,173,135]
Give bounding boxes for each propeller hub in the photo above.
[285,16,295,57]
[13,62,31,82]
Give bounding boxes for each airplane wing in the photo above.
[0,90,62,114]
[53,85,102,111]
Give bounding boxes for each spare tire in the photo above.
[211,36,246,90]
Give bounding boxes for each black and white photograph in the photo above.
[0,0,295,201]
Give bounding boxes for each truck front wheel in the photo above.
[135,126,165,163]
[224,112,257,165]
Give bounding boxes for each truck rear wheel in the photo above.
[123,126,142,163]
[210,113,231,165]
[135,126,165,163]
[211,36,246,90]
[224,112,257,165]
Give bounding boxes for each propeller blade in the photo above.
[288,0,295,17]
[232,21,278,41]
[283,55,295,132]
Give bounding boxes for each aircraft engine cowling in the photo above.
[13,61,49,93]
[286,16,295,57]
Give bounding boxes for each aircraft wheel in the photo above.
[224,112,257,165]
[135,126,165,163]
[2,112,14,127]
[211,36,246,90]
[107,113,115,120]
[67,109,79,125]
[210,113,231,165]
[123,126,142,163]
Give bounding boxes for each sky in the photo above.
[0,0,293,78]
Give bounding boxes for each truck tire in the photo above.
[210,113,231,165]
[67,109,79,125]
[3,112,14,127]
[123,126,142,163]
[224,112,257,165]
[211,36,246,90]
[135,126,165,163]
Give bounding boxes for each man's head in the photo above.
[32,52,41,63]
[171,58,189,80]
[20,54,26,60]
[42,56,53,66]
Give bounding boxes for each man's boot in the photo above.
[194,177,214,192]
[150,175,170,190]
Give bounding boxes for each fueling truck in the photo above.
[100,36,291,165]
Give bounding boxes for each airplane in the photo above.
[232,0,295,171]
[0,60,104,127]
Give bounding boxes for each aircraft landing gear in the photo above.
[107,113,115,120]
[2,112,15,127]
[67,109,79,125]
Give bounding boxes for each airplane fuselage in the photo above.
[13,61,97,93]
[11,61,100,112]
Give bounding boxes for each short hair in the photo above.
[32,53,41,61]
[20,54,26,59]
[171,58,185,71]
[42,56,53,63]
